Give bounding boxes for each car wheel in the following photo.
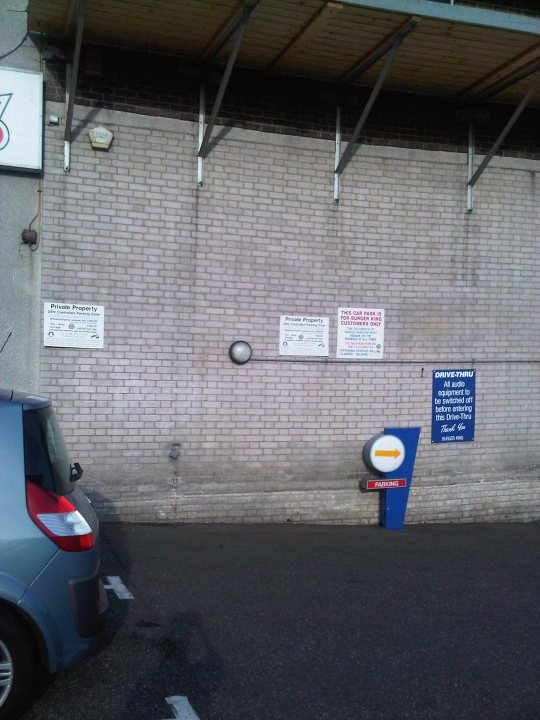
[0,612,35,719]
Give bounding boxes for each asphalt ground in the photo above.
[24,521,540,720]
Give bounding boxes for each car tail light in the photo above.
[26,481,94,552]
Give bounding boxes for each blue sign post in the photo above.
[362,427,421,530]
[432,369,476,443]
[379,427,421,530]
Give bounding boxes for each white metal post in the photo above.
[198,85,205,186]
[63,0,85,172]
[467,122,474,213]
[334,106,341,203]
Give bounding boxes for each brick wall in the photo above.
[40,101,540,524]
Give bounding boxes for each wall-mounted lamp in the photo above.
[88,126,114,151]
[229,341,252,365]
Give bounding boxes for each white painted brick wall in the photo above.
[39,104,540,524]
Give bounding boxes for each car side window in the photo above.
[23,408,74,495]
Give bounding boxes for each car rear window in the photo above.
[23,406,75,496]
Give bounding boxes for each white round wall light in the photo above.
[229,341,252,365]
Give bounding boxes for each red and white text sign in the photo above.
[362,478,407,490]
[337,308,385,359]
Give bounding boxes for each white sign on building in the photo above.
[0,67,43,172]
[336,308,385,359]
[44,303,105,349]
[279,315,329,356]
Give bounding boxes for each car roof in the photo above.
[0,388,51,409]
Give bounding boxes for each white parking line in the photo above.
[163,696,200,720]
[103,575,134,599]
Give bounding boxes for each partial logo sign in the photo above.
[0,94,13,151]
[0,68,42,172]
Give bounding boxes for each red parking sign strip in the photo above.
[364,478,407,490]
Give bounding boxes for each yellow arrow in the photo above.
[375,448,401,459]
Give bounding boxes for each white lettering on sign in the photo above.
[363,478,407,490]
[434,371,475,378]
[372,480,407,489]
[432,369,476,443]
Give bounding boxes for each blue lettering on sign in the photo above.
[432,369,475,443]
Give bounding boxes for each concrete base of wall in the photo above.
[91,466,539,525]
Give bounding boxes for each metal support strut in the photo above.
[334,106,341,203]
[197,1,258,185]
[198,86,205,186]
[64,0,85,172]
[333,18,419,202]
[467,72,540,210]
[467,122,475,212]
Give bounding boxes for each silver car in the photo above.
[0,389,107,719]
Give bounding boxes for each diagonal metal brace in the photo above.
[201,0,260,63]
[338,16,419,85]
[335,37,403,177]
[64,0,85,171]
[198,3,256,160]
[468,71,540,190]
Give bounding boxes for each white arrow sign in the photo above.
[363,433,406,474]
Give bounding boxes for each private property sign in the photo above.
[44,302,105,349]
[279,315,329,356]
[0,67,43,172]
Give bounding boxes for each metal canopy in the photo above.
[27,0,540,107]
[27,0,540,204]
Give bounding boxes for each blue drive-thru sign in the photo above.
[432,369,476,443]
[362,427,421,530]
